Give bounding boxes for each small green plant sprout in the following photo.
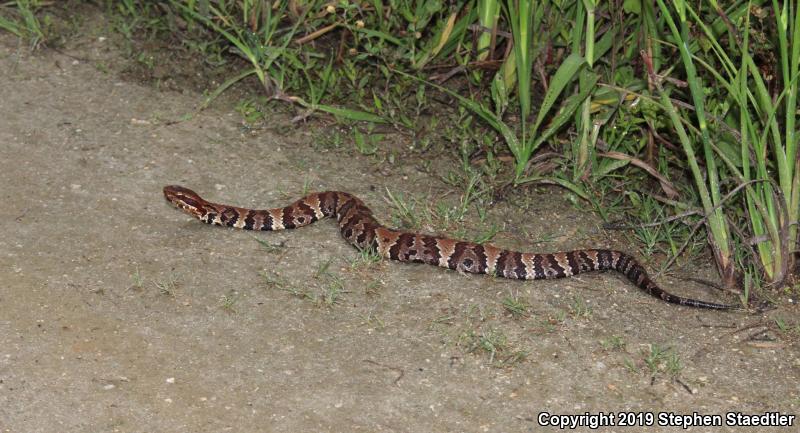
[464,328,508,364]
[361,312,385,331]
[643,345,665,375]
[623,358,639,374]
[363,279,383,296]
[665,351,683,377]
[221,290,238,312]
[472,224,500,244]
[601,335,626,351]
[130,266,144,290]
[461,328,527,366]
[353,126,382,155]
[385,188,420,229]
[235,98,264,125]
[261,270,312,301]
[154,274,178,296]
[569,296,592,318]
[774,317,790,333]
[643,344,682,377]
[321,275,346,307]
[314,258,334,279]
[552,309,567,325]
[349,245,382,269]
[501,295,530,319]
[252,236,285,253]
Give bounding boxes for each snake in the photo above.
[163,185,737,310]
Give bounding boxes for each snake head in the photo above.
[163,185,210,219]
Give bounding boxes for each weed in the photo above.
[775,317,790,333]
[221,291,238,312]
[353,125,383,155]
[321,276,345,307]
[135,51,155,70]
[260,271,288,289]
[252,236,285,253]
[315,258,334,279]
[350,246,382,270]
[643,344,682,377]
[503,350,529,366]
[462,328,506,364]
[464,303,491,323]
[569,296,592,318]
[601,335,626,351]
[665,351,683,377]
[623,358,639,374]
[385,188,419,230]
[432,314,456,326]
[461,328,527,366]
[773,316,800,335]
[0,0,48,48]
[361,312,385,330]
[235,98,265,125]
[364,279,383,296]
[472,224,500,244]
[154,274,178,296]
[301,176,313,197]
[130,266,144,290]
[451,171,485,224]
[501,295,529,319]
[643,344,666,375]
[262,271,312,301]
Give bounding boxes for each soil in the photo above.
[1,6,798,433]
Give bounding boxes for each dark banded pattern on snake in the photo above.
[163,185,737,310]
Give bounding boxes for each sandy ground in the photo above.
[0,11,798,433]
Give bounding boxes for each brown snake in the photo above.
[164,185,738,310]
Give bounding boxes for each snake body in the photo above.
[164,185,736,310]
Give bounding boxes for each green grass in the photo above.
[313,258,349,306]
[385,188,420,230]
[772,316,800,336]
[600,335,626,351]
[220,290,238,312]
[321,275,346,307]
[385,171,491,237]
[349,246,383,270]
[154,273,178,296]
[252,236,285,253]
[0,0,48,48]
[569,296,592,318]
[353,126,382,155]
[501,295,529,319]
[264,261,350,308]
[363,279,383,296]
[129,266,144,290]
[360,312,386,330]
[262,270,314,301]
[643,344,683,378]
[460,328,527,366]
[624,357,639,374]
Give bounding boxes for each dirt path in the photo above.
[0,14,797,433]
